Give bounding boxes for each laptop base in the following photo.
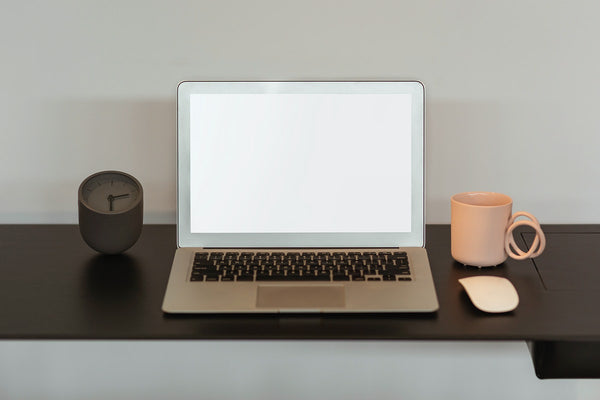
[162,247,439,313]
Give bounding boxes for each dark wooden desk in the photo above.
[1,224,599,378]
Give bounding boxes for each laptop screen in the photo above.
[178,82,424,248]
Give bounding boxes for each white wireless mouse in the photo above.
[458,276,519,313]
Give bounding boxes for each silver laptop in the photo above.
[162,81,438,313]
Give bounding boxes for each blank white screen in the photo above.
[189,93,412,233]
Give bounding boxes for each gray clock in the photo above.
[78,171,143,254]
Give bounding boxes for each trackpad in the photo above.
[256,285,346,309]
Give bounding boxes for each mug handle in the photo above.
[504,211,546,260]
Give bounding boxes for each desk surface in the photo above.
[1,224,599,342]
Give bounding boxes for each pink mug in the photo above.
[451,192,545,267]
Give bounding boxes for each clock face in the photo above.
[80,172,142,213]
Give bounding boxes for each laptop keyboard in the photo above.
[190,251,411,282]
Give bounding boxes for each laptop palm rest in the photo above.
[256,285,346,309]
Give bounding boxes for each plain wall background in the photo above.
[2,0,600,398]
[2,0,599,224]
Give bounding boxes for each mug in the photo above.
[451,192,545,267]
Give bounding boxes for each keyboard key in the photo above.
[333,274,350,281]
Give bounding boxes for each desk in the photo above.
[1,224,599,378]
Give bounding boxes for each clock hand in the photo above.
[107,193,130,212]
[107,195,114,211]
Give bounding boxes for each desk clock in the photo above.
[78,171,143,254]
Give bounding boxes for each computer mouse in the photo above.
[458,276,519,313]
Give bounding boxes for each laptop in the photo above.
[162,81,439,313]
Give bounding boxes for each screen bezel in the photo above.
[177,81,425,248]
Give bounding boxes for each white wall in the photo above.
[1,341,599,400]
[2,0,599,224]
[2,1,600,398]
